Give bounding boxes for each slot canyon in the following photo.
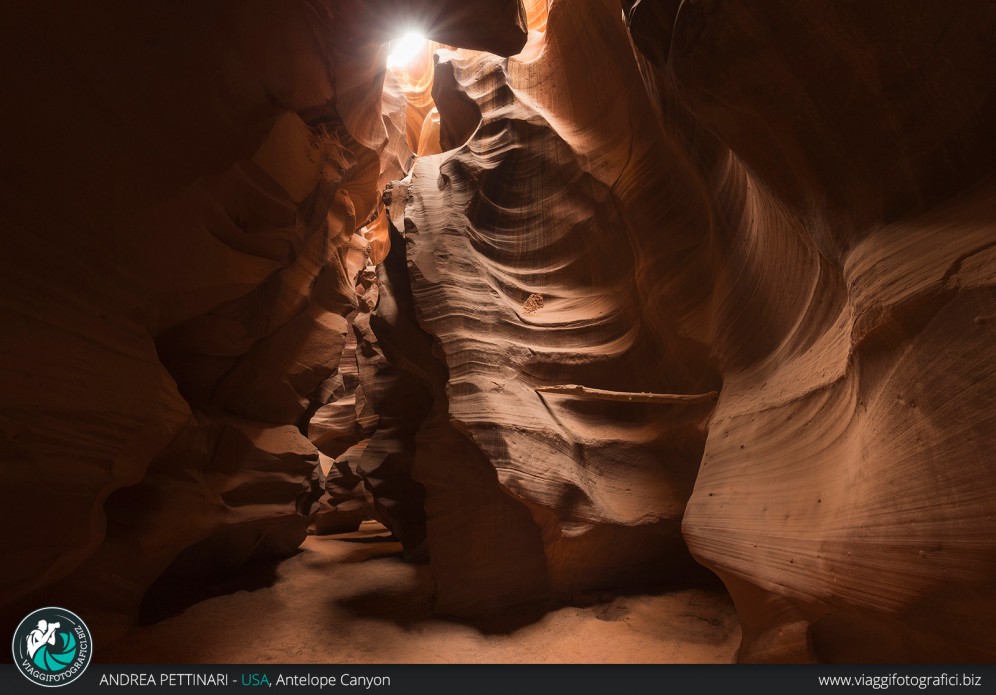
[1,0,995,664]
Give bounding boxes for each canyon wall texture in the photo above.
[393,1,725,615]
[391,0,996,659]
[627,0,996,662]
[0,0,525,642]
[1,0,993,663]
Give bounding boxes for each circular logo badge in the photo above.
[12,607,92,687]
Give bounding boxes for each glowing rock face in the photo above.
[397,0,996,662]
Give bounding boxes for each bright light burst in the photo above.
[386,31,427,69]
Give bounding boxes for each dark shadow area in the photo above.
[561,570,727,609]
[438,604,555,635]
[333,559,728,637]
[336,546,406,564]
[332,556,553,634]
[137,552,295,626]
[336,533,398,544]
[333,563,435,629]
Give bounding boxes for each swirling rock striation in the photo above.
[623,0,996,662]
[396,0,726,614]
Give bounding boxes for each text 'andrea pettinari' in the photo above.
[97,672,392,688]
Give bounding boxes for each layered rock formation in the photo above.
[622,0,996,663]
[0,0,526,642]
[1,0,993,664]
[393,5,724,613]
[390,0,996,659]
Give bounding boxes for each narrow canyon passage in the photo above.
[2,0,995,666]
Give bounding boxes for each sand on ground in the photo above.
[102,522,740,663]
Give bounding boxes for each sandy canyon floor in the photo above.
[101,522,740,663]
